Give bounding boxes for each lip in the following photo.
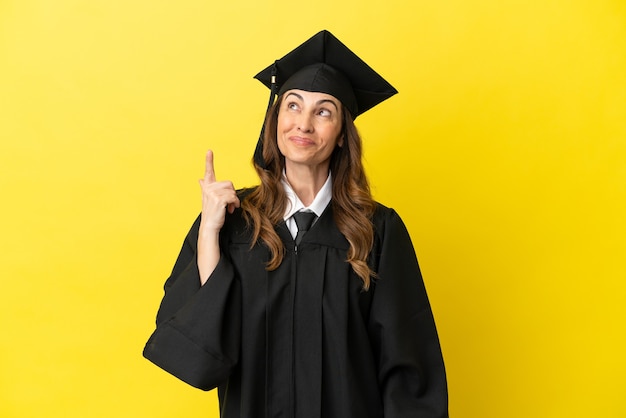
[289,136,315,146]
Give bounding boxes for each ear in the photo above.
[337,134,344,148]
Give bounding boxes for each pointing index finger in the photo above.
[204,150,216,183]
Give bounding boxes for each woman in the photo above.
[144,30,448,417]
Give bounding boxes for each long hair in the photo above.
[241,94,377,289]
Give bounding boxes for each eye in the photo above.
[286,101,300,111]
[317,108,332,117]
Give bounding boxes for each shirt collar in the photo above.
[282,172,333,221]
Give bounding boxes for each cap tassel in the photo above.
[254,61,279,169]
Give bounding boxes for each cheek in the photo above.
[277,112,293,132]
[277,136,286,155]
[276,125,287,155]
[326,125,343,147]
[276,117,287,146]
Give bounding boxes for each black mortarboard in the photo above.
[253,30,398,168]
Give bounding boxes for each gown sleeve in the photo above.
[368,209,448,417]
[143,215,241,391]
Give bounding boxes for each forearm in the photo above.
[196,150,240,285]
[197,224,221,285]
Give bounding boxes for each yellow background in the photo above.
[1,0,625,417]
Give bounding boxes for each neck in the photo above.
[284,162,329,207]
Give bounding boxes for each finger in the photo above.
[204,150,216,184]
[216,182,240,214]
[227,196,241,214]
[200,181,238,206]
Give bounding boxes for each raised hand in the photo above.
[198,150,241,231]
[197,150,240,284]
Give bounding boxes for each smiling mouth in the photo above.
[289,136,315,146]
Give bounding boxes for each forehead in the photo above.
[283,89,341,104]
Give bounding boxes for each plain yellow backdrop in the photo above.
[1,0,625,417]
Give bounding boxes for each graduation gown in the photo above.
[144,195,448,417]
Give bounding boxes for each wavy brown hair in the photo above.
[241,94,377,289]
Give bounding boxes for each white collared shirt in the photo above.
[282,172,333,240]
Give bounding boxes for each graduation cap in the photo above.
[253,30,398,168]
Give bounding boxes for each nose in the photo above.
[296,112,314,133]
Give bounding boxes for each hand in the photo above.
[197,150,240,284]
[198,150,241,232]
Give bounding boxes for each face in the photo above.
[276,89,343,173]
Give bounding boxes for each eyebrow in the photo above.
[286,92,339,111]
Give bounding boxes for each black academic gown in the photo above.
[144,195,448,418]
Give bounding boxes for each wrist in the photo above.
[198,221,222,237]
